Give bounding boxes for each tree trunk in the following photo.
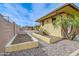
[62,25,77,40]
[62,25,69,39]
[68,27,77,40]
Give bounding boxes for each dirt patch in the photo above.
[11,34,33,44]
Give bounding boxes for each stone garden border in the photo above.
[5,33,38,52]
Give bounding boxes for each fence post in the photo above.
[13,22,15,36]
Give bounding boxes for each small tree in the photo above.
[53,14,79,40]
[39,27,49,35]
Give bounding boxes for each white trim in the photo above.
[5,34,17,47]
[27,33,38,42]
[7,41,37,47]
[5,32,38,47]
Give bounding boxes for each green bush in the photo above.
[39,27,49,35]
[42,29,48,35]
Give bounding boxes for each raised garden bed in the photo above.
[11,34,33,44]
[32,31,63,44]
[4,40,79,56]
[5,33,38,52]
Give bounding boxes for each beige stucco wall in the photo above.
[39,5,79,38]
[0,16,20,48]
[41,18,62,38]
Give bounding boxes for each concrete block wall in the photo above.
[0,15,20,47]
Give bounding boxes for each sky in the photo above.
[0,3,79,26]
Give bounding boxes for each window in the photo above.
[42,21,44,26]
[52,18,56,23]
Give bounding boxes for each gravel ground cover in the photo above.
[76,53,79,56]
[3,40,79,56]
[11,34,32,44]
[4,43,48,56]
[43,40,79,56]
[1,31,79,56]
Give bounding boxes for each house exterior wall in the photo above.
[39,5,79,38]
[0,16,20,47]
[40,18,62,38]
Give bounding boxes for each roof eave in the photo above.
[35,3,79,22]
